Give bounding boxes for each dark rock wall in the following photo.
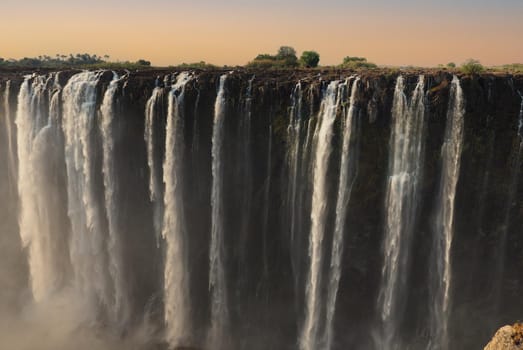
[0,69,522,349]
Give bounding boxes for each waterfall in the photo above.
[286,82,305,316]
[100,72,130,326]
[287,82,304,252]
[62,71,111,311]
[428,75,464,350]
[209,74,229,348]
[4,69,523,350]
[162,72,192,346]
[377,75,426,348]
[15,74,68,302]
[4,80,17,186]
[324,77,361,350]
[300,81,341,350]
[145,85,164,247]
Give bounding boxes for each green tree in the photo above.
[300,51,320,68]
[276,46,296,59]
[460,59,484,74]
[276,46,298,66]
[447,62,456,68]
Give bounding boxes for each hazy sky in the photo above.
[1,0,521,66]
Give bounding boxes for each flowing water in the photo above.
[162,72,193,346]
[145,85,165,247]
[300,81,341,350]
[62,71,112,314]
[209,74,229,348]
[377,75,426,349]
[1,71,523,350]
[428,75,465,350]
[324,77,361,350]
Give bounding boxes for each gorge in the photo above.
[0,68,522,350]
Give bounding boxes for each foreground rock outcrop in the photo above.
[485,324,523,350]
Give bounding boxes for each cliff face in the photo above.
[0,69,522,350]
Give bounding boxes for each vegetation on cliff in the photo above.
[460,59,485,75]
[247,46,300,68]
[1,50,522,74]
[0,54,152,69]
[299,51,320,68]
[339,56,377,69]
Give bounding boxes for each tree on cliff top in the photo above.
[300,51,320,68]
[460,59,484,75]
[247,46,299,68]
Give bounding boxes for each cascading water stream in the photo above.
[4,80,17,186]
[300,81,341,350]
[428,75,464,350]
[16,75,69,301]
[62,71,112,312]
[287,81,304,252]
[100,72,130,326]
[145,85,165,247]
[377,75,426,349]
[209,74,229,348]
[324,77,361,350]
[162,72,192,347]
[3,69,523,350]
[286,82,305,316]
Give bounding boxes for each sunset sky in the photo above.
[1,0,521,67]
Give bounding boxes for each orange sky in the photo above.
[1,1,521,67]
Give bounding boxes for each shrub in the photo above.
[136,59,151,66]
[276,46,297,60]
[248,46,299,68]
[460,59,484,74]
[340,56,377,69]
[255,54,276,61]
[176,61,217,69]
[447,62,456,68]
[300,51,320,68]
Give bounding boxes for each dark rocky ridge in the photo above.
[0,69,522,349]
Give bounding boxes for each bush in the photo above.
[248,46,299,68]
[447,62,456,68]
[246,59,291,69]
[276,46,297,60]
[493,64,523,73]
[460,59,484,74]
[340,56,377,69]
[255,54,276,61]
[136,59,151,66]
[300,51,320,68]
[343,56,367,63]
[176,61,217,69]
